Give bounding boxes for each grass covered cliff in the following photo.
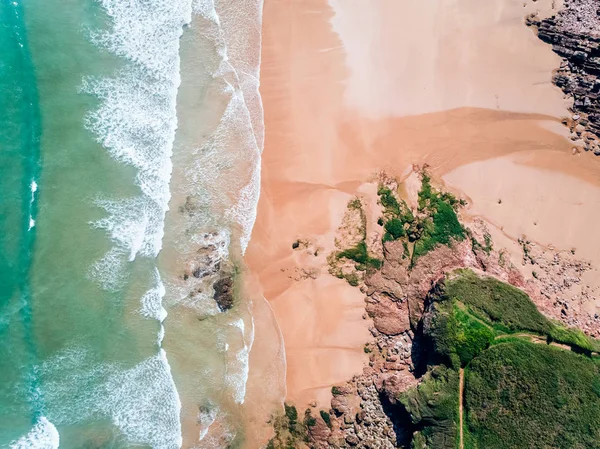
[403,269,600,449]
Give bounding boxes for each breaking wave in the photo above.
[9,417,59,449]
[83,0,192,287]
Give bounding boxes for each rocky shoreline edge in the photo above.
[527,0,600,155]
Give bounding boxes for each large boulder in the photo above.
[213,276,234,311]
[366,295,411,336]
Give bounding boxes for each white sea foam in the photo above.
[186,0,264,255]
[84,0,192,285]
[40,348,182,449]
[197,404,217,441]
[10,417,60,449]
[77,2,190,445]
[88,246,129,292]
[225,316,254,404]
[224,160,260,253]
[102,350,182,449]
[28,179,37,231]
[76,0,265,444]
[140,268,168,323]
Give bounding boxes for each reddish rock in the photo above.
[366,295,411,336]
[377,371,419,404]
[331,395,349,416]
[309,417,332,445]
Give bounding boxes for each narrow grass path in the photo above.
[459,368,464,449]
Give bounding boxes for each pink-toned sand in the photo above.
[244,0,600,420]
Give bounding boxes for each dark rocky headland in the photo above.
[527,0,600,154]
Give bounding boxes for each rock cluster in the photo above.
[527,0,600,154]
[518,240,600,337]
[180,231,236,312]
[213,276,234,311]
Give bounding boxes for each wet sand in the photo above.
[244,0,600,422]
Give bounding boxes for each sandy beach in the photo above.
[244,0,600,426]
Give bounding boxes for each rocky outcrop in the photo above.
[517,239,600,337]
[365,295,411,336]
[213,276,234,311]
[527,0,600,154]
[298,172,599,448]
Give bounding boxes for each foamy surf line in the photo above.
[27,179,37,231]
[195,0,264,254]
[79,0,194,446]
[80,0,264,445]
[10,417,59,449]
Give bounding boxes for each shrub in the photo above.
[411,171,466,262]
[338,241,381,270]
[384,218,405,239]
[348,198,362,210]
[402,241,410,259]
[284,404,298,425]
[304,409,317,427]
[377,185,401,215]
[412,198,465,262]
[345,273,359,287]
[320,410,332,428]
[331,386,342,396]
[417,173,434,211]
[483,233,493,253]
[338,241,369,264]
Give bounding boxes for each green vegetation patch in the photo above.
[444,270,599,353]
[399,365,459,449]
[319,410,332,429]
[412,174,465,262]
[378,185,402,216]
[267,404,319,449]
[377,173,465,265]
[445,270,551,335]
[428,301,495,368]
[337,241,382,270]
[377,185,415,243]
[412,202,465,261]
[418,173,462,212]
[384,217,405,239]
[465,340,600,449]
[401,270,600,449]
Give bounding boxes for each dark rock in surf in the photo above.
[213,276,234,311]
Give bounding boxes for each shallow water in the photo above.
[0,0,264,447]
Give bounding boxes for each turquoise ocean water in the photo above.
[0,1,264,448]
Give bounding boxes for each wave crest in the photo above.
[10,417,59,449]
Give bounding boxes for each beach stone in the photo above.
[345,434,360,446]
